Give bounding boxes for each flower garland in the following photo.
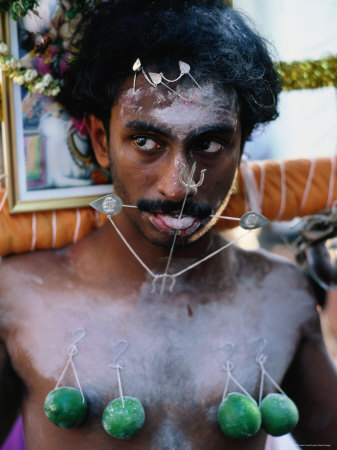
[0,0,39,20]
[0,41,61,96]
[0,0,95,97]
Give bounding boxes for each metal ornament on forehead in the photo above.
[90,165,269,293]
[132,58,202,100]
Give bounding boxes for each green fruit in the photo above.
[44,387,87,428]
[102,396,145,439]
[260,393,299,436]
[218,392,262,439]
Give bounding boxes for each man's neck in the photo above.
[64,212,231,294]
[112,211,217,270]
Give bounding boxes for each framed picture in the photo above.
[1,2,112,213]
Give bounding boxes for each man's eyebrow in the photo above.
[124,121,173,139]
[189,124,236,139]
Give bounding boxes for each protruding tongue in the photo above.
[157,214,197,230]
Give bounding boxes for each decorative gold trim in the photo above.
[2,12,22,212]
[231,168,239,195]
[0,85,3,122]
[277,56,337,91]
[188,172,238,243]
[1,12,15,204]
[0,13,3,122]
[7,194,113,214]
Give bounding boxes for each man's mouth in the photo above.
[148,213,201,236]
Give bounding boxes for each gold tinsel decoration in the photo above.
[276,56,337,91]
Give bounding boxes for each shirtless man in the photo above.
[1,1,337,449]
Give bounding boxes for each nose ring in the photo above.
[179,162,206,189]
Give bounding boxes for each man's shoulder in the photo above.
[0,249,73,301]
[0,249,75,330]
[233,245,318,319]
[1,249,67,277]
[236,245,309,286]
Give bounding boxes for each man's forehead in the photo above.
[115,79,239,129]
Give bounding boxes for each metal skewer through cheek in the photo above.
[90,184,269,294]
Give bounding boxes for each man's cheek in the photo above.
[204,175,232,201]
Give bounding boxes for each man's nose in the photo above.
[156,157,198,202]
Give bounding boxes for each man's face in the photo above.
[106,77,242,247]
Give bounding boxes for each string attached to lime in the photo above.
[44,328,87,429]
[102,339,145,439]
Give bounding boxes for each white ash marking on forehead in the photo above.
[120,86,162,103]
[150,96,237,127]
[150,100,237,127]
[157,85,236,125]
[121,84,237,112]
[120,102,143,117]
[118,83,239,137]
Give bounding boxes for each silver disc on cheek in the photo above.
[240,212,269,230]
[90,194,123,216]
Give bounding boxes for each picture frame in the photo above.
[0,4,112,213]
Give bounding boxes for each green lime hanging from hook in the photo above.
[44,386,87,428]
[218,392,262,439]
[102,396,145,439]
[260,393,299,436]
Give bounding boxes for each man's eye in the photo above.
[134,136,159,151]
[198,140,223,153]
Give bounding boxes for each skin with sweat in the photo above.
[0,78,336,450]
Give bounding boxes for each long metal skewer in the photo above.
[159,162,202,295]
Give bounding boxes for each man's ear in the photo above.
[84,115,110,168]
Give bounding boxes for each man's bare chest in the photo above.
[5,280,301,449]
[12,286,297,394]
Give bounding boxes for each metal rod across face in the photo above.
[159,162,204,295]
[91,182,269,294]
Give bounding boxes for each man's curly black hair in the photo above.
[59,0,281,138]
